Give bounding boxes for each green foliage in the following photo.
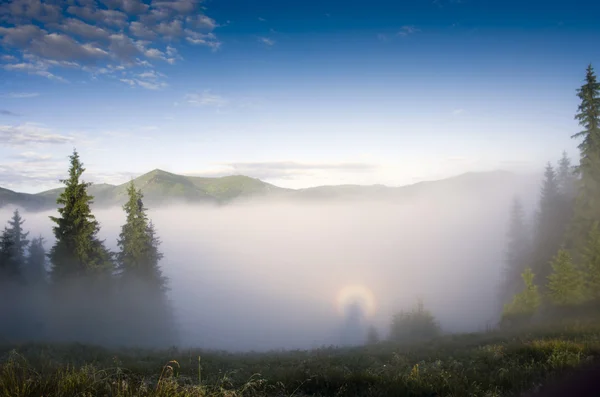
[0,227,19,280]
[0,209,30,282]
[7,209,30,268]
[25,236,47,284]
[547,249,587,307]
[115,181,176,346]
[2,324,600,396]
[573,64,600,159]
[117,181,166,289]
[531,163,569,283]
[502,268,541,327]
[389,298,440,343]
[557,151,578,200]
[500,197,532,306]
[568,65,600,253]
[48,149,114,282]
[582,222,600,301]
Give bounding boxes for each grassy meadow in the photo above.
[2,322,600,397]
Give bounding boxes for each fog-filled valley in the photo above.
[0,172,540,351]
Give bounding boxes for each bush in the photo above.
[389,298,440,342]
[501,267,541,328]
[366,325,380,344]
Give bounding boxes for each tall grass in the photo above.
[2,323,600,396]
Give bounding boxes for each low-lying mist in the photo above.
[0,180,539,351]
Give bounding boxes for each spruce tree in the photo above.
[25,236,47,284]
[48,150,114,282]
[116,181,175,346]
[557,151,577,200]
[546,249,587,307]
[0,227,18,280]
[531,163,565,282]
[573,65,600,163]
[500,197,531,305]
[117,181,166,289]
[568,65,600,252]
[7,209,29,269]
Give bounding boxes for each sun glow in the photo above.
[335,285,377,318]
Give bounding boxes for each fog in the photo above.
[0,178,540,351]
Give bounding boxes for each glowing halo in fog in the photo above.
[335,285,377,318]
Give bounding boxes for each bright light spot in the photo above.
[335,284,377,318]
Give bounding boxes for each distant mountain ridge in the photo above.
[0,169,539,212]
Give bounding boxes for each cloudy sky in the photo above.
[0,0,598,193]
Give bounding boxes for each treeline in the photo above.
[500,65,600,327]
[0,151,177,347]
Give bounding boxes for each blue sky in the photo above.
[0,0,598,193]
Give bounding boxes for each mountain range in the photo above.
[0,169,540,212]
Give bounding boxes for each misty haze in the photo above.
[0,172,538,351]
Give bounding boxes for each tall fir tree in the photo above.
[500,196,531,305]
[0,227,18,280]
[25,236,47,284]
[573,65,600,164]
[117,181,166,290]
[568,65,600,253]
[7,209,29,271]
[546,249,587,307]
[531,163,565,282]
[556,152,578,250]
[557,151,578,200]
[116,181,176,346]
[48,150,114,282]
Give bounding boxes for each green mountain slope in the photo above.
[0,169,538,212]
[21,169,290,210]
[0,187,54,211]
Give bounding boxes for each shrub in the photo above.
[389,298,440,342]
[501,267,541,328]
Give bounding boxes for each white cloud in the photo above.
[185,30,221,50]
[66,6,128,28]
[1,0,62,24]
[120,78,136,86]
[101,0,149,15]
[58,18,112,41]
[129,21,156,39]
[155,19,184,38]
[219,161,380,180]
[137,70,160,79]
[121,74,168,90]
[1,92,40,98]
[397,25,420,37]
[185,91,228,107]
[136,79,168,90]
[3,61,67,82]
[152,0,197,14]
[0,0,220,82]
[258,37,275,46]
[14,151,53,161]
[0,123,73,145]
[452,108,465,116]
[186,14,218,30]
